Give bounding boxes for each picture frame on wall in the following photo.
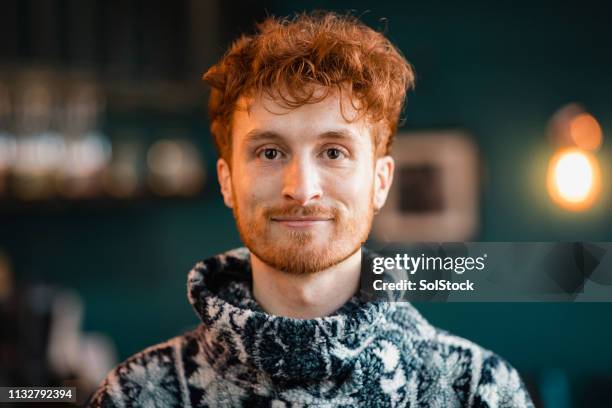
[372,130,480,242]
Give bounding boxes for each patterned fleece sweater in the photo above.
[89,247,534,407]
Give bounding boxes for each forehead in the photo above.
[230,88,374,147]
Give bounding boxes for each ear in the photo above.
[373,155,394,211]
[217,158,234,208]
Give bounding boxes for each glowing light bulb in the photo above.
[547,149,601,211]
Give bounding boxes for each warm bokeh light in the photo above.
[555,153,592,201]
[569,113,603,151]
[146,139,205,196]
[547,149,601,211]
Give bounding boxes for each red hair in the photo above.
[203,11,415,161]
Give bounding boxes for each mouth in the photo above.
[270,216,333,228]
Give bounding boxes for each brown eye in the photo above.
[326,148,342,160]
[262,148,279,160]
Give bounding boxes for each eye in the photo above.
[324,148,345,160]
[259,148,281,160]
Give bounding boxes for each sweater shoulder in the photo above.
[413,323,534,407]
[87,330,197,407]
[395,303,498,361]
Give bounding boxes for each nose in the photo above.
[281,156,323,205]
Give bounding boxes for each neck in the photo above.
[251,249,362,319]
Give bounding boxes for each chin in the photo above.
[249,239,357,275]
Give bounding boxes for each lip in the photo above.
[271,217,333,228]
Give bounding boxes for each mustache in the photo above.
[265,204,338,219]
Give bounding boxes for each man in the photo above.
[90,12,534,407]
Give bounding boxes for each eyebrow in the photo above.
[243,129,285,145]
[318,129,359,142]
[242,128,359,145]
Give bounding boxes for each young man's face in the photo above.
[217,89,394,274]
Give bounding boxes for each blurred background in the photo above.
[0,0,610,406]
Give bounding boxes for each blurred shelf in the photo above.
[0,193,209,215]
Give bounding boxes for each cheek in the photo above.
[234,167,280,209]
[323,165,374,207]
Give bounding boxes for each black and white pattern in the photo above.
[89,247,534,407]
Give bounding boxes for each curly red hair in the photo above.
[203,11,415,161]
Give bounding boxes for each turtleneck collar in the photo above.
[187,247,420,383]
